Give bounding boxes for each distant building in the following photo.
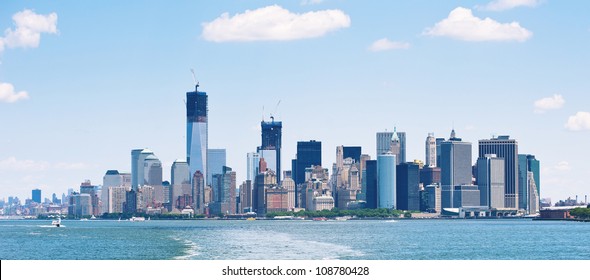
[239,180,253,213]
[143,154,163,187]
[518,154,540,213]
[253,170,277,216]
[397,162,421,211]
[80,181,100,217]
[102,170,131,214]
[68,193,92,218]
[476,155,505,209]
[258,118,282,182]
[131,149,154,190]
[442,185,480,208]
[440,129,472,189]
[192,171,205,214]
[293,140,322,205]
[246,152,261,182]
[425,133,437,167]
[479,136,519,209]
[377,153,396,209]
[365,160,378,209]
[425,184,442,213]
[32,189,41,204]
[420,166,441,186]
[207,149,226,184]
[171,159,190,211]
[186,84,208,187]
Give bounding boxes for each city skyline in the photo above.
[1,1,589,202]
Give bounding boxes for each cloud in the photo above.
[423,7,532,42]
[368,38,410,52]
[477,0,540,11]
[202,5,350,42]
[554,161,571,171]
[0,82,29,103]
[533,94,565,113]
[0,157,88,171]
[0,157,49,171]
[565,112,590,131]
[1,9,58,51]
[301,0,324,5]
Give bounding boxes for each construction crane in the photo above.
[190,68,199,90]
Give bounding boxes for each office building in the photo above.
[192,171,205,214]
[239,180,253,213]
[101,170,131,214]
[343,146,362,164]
[420,166,441,186]
[377,152,396,209]
[187,84,208,187]
[425,133,437,167]
[131,149,154,190]
[32,189,41,204]
[207,149,226,184]
[376,129,405,164]
[258,118,282,182]
[253,170,277,216]
[171,159,190,211]
[143,154,162,187]
[440,130,472,187]
[527,171,540,214]
[425,184,442,213]
[396,162,420,211]
[518,154,540,213]
[365,160,378,209]
[293,140,322,187]
[477,155,505,209]
[247,152,261,181]
[479,136,519,209]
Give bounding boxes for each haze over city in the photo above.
[1,0,589,203]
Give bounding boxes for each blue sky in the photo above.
[1,0,589,203]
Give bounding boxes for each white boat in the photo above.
[51,217,62,227]
[129,216,146,222]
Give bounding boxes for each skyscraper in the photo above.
[131,148,154,190]
[187,84,208,187]
[518,154,540,213]
[102,170,131,214]
[207,149,226,184]
[479,136,519,209]
[377,152,396,209]
[476,154,505,209]
[294,140,322,186]
[396,162,420,211]
[171,159,190,211]
[376,128,405,164]
[342,146,362,164]
[246,152,261,181]
[425,133,437,167]
[376,131,393,156]
[440,130,472,209]
[143,154,162,186]
[365,160,378,209]
[258,118,282,182]
[32,189,41,204]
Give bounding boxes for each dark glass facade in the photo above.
[342,146,361,163]
[365,160,378,209]
[260,120,282,182]
[396,163,421,211]
[186,88,208,123]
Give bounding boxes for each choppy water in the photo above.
[0,219,588,260]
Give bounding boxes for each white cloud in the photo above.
[202,5,350,42]
[554,161,571,171]
[1,9,58,50]
[301,0,324,5]
[368,38,410,52]
[533,94,565,113]
[477,0,540,11]
[423,7,532,42]
[0,157,49,171]
[565,112,590,131]
[0,82,29,103]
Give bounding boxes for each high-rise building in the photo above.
[518,154,540,213]
[131,149,154,190]
[479,136,519,209]
[477,154,505,209]
[253,170,277,216]
[246,152,261,182]
[527,171,540,214]
[435,137,445,168]
[425,184,442,213]
[343,146,362,164]
[192,171,205,214]
[209,166,236,215]
[377,153,396,209]
[294,140,322,186]
[143,154,162,187]
[32,189,41,204]
[365,160,378,209]
[187,84,208,187]
[239,180,253,213]
[258,118,282,182]
[376,129,405,164]
[420,166,441,186]
[101,170,131,214]
[425,133,437,167]
[207,149,226,184]
[396,162,420,211]
[80,180,100,216]
[440,130,473,187]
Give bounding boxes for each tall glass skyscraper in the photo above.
[377,152,396,209]
[187,84,208,187]
[294,140,322,186]
[479,136,519,209]
[207,149,226,184]
[518,154,540,213]
[258,118,282,182]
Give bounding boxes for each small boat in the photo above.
[51,217,62,227]
[129,216,146,222]
[246,217,256,221]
